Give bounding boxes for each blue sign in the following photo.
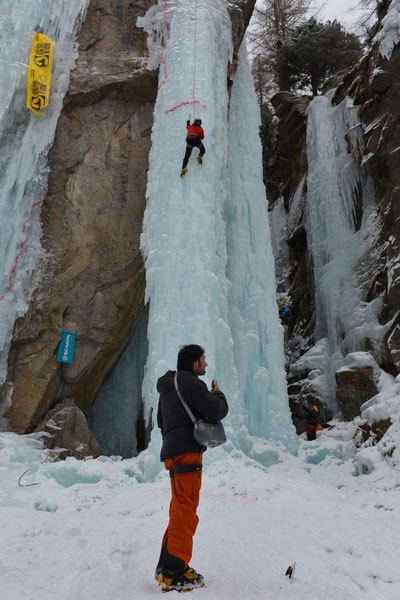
[56,331,76,364]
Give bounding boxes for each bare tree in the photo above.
[258,0,314,40]
[249,0,315,99]
[352,0,383,42]
[252,54,276,106]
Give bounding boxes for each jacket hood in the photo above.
[156,369,196,394]
[156,370,176,394]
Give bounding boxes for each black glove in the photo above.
[186,120,190,125]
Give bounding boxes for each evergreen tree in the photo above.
[275,18,363,95]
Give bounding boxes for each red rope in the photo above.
[0,199,42,301]
[165,99,206,115]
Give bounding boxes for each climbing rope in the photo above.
[191,0,198,120]
[164,0,206,117]
[17,467,40,487]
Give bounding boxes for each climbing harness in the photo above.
[169,463,202,477]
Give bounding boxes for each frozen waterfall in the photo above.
[0,0,298,469]
[305,94,380,412]
[138,0,298,476]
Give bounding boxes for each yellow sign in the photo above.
[26,31,54,116]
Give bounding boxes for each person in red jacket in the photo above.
[180,119,206,178]
[155,344,228,592]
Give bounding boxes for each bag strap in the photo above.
[174,372,197,424]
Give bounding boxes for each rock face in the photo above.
[353,44,400,376]
[35,399,102,460]
[269,91,311,208]
[336,367,378,422]
[2,0,256,449]
[269,92,315,351]
[3,0,155,436]
[330,5,400,377]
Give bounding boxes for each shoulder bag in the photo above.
[174,372,226,448]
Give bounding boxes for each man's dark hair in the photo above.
[177,344,205,372]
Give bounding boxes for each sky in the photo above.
[255,0,365,29]
[318,0,362,26]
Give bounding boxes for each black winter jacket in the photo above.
[157,369,228,460]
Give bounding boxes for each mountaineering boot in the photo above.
[180,167,188,179]
[197,155,202,165]
[157,567,205,593]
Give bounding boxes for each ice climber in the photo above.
[180,119,206,178]
[278,300,292,330]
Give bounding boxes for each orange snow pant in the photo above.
[159,452,203,576]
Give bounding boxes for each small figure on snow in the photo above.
[180,118,206,178]
[303,404,330,440]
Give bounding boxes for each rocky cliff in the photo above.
[269,0,400,435]
[2,0,256,457]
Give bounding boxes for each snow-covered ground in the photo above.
[2,409,400,600]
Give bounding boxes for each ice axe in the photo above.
[285,562,295,579]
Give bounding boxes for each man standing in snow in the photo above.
[155,344,228,592]
[180,119,206,178]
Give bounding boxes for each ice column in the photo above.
[226,43,298,455]
[139,0,298,476]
